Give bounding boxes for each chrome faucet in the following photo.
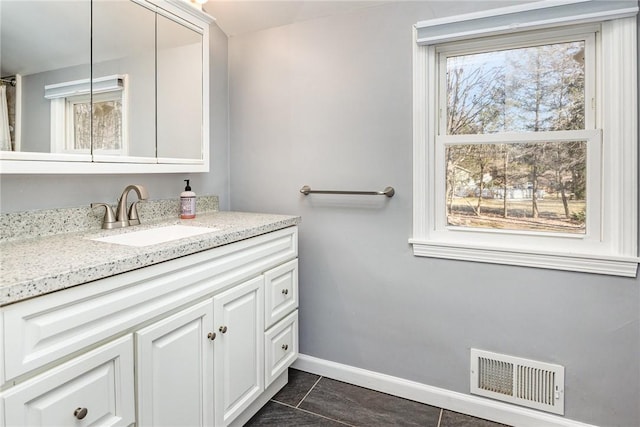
[92,184,149,229]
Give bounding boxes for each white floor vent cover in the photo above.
[470,349,565,415]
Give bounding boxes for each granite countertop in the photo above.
[0,211,300,306]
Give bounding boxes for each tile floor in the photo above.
[245,368,511,426]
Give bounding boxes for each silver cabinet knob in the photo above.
[207,332,216,341]
[281,289,289,295]
[219,326,228,334]
[281,344,289,351]
[74,407,88,420]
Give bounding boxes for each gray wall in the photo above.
[227,2,640,426]
[0,22,230,212]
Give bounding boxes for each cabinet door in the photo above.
[213,276,264,426]
[136,300,214,427]
[1,335,134,427]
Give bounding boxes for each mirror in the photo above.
[157,12,203,161]
[0,0,210,172]
[92,0,156,160]
[1,0,91,157]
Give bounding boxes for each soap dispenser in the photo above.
[180,179,196,219]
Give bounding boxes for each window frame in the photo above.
[411,14,639,277]
[436,28,600,248]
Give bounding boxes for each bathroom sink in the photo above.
[91,224,218,247]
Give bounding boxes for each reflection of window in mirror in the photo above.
[45,74,128,155]
[70,92,124,153]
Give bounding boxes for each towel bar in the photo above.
[299,185,395,198]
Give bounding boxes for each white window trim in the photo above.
[414,0,639,46]
[411,6,639,277]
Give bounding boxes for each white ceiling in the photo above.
[203,0,392,37]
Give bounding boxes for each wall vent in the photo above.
[470,349,564,415]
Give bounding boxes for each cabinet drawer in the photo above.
[264,259,298,329]
[264,310,298,388]
[1,335,135,427]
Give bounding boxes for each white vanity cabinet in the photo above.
[0,226,299,427]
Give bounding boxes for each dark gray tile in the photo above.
[439,410,511,427]
[273,368,321,407]
[244,401,347,426]
[298,377,441,427]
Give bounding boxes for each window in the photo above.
[441,32,596,236]
[46,75,128,155]
[411,1,639,276]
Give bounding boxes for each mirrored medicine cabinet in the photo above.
[0,0,213,174]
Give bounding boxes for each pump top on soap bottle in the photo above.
[180,179,196,219]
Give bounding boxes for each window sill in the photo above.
[409,240,639,277]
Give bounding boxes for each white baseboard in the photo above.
[292,354,596,427]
